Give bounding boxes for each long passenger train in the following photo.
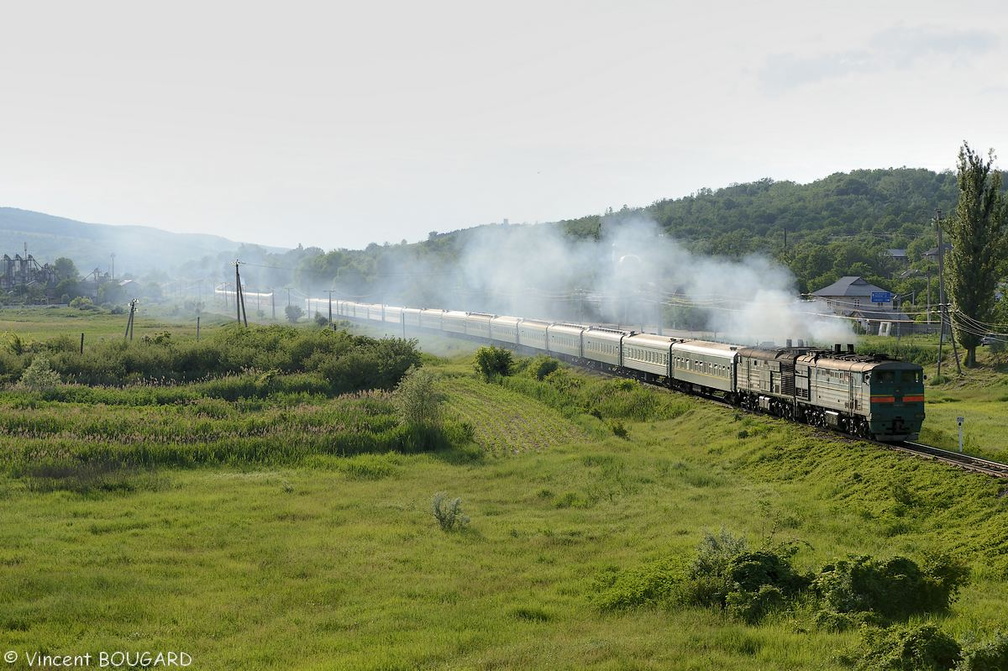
[316,299,925,443]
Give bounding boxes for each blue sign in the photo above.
[871,291,893,304]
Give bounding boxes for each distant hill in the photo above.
[0,208,282,277]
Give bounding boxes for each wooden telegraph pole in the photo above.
[235,261,248,327]
[124,299,137,340]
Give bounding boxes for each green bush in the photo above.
[725,584,786,624]
[20,356,61,392]
[393,366,443,428]
[727,549,810,599]
[474,346,513,380]
[679,531,810,623]
[532,356,559,380]
[690,529,749,582]
[814,554,970,622]
[858,624,961,671]
[958,632,1008,670]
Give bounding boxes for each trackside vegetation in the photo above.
[2,315,1008,669]
[1,323,422,390]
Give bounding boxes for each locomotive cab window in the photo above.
[876,371,895,383]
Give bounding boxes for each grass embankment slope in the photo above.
[1,312,1007,669]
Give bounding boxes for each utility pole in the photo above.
[235,261,242,324]
[235,261,248,327]
[935,209,962,377]
[124,299,137,340]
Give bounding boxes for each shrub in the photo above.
[475,346,513,380]
[959,632,1008,671]
[393,366,444,428]
[682,531,808,623]
[726,584,786,624]
[69,296,95,311]
[858,624,961,671]
[532,356,559,380]
[690,529,749,582]
[727,549,810,598]
[20,355,61,392]
[4,332,25,355]
[432,492,469,531]
[814,554,970,622]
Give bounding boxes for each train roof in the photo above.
[550,322,589,332]
[625,333,682,346]
[797,351,922,371]
[736,346,821,362]
[672,340,739,356]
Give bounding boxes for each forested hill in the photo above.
[0,207,258,276]
[559,168,973,293]
[288,168,998,315]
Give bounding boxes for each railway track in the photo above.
[891,441,1008,479]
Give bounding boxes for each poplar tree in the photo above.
[944,142,1008,367]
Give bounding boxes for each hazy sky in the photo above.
[2,0,1007,251]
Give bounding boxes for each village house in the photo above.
[811,276,913,336]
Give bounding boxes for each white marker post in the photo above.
[957,416,964,453]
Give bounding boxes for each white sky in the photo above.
[2,0,1007,251]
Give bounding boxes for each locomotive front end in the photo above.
[865,362,925,442]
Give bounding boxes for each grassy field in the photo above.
[2,310,1008,669]
[0,305,224,342]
